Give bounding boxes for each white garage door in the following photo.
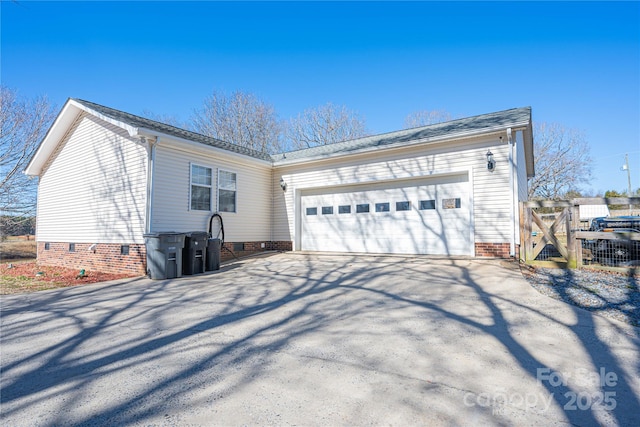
[301,174,472,255]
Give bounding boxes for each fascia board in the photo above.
[72,99,140,137]
[25,101,80,176]
[25,99,141,176]
[273,122,529,168]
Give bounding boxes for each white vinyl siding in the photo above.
[151,143,271,241]
[472,144,512,243]
[37,113,147,243]
[274,134,515,251]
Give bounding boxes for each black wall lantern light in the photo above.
[279,177,287,191]
[486,150,495,171]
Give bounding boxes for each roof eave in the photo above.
[25,99,143,176]
[273,121,530,167]
[139,129,273,167]
[74,100,140,137]
[25,99,76,176]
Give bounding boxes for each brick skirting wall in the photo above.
[475,242,513,258]
[266,241,293,251]
[37,242,147,276]
[220,241,292,262]
[37,240,516,273]
[37,241,293,276]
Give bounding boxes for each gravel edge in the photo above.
[520,265,640,327]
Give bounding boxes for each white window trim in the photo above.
[189,163,213,212]
[217,168,237,213]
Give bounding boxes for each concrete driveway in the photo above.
[1,253,639,426]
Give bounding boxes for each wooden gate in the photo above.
[520,197,640,269]
[520,200,574,267]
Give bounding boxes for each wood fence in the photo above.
[520,197,640,270]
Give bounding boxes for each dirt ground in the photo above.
[0,261,136,295]
[0,237,135,294]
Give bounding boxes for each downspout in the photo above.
[144,136,158,234]
[271,168,275,245]
[507,128,516,257]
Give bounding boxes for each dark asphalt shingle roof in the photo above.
[74,99,530,165]
[72,98,273,162]
[273,107,531,163]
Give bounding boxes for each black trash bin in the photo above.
[206,238,221,271]
[183,231,208,275]
[143,232,186,279]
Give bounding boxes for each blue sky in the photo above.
[2,1,639,195]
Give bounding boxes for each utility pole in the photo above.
[622,154,633,214]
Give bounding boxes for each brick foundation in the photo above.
[37,242,147,276]
[37,240,293,276]
[266,241,293,251]
[220,241,292,262]
[474,242,513,258]
[37,240,520,272]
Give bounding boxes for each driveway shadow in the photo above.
[1,254,638,426]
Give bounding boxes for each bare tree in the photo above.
[404,110,452,128]
[191,90,283,154]
[285,102,368,150]
[528,122,592,199]
[0,86,55,235]
[140,109,188,130]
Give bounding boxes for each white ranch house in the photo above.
[25,99,534,275]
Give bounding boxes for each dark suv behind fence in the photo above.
[585,216,640,265]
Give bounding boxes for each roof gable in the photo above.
[25,98,273,175]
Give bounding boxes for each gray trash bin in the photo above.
[183,231,208,275]
[144,232,186,279]
[206,238,221,271]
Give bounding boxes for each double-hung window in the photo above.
[190,164,212,211]
[218,170,237,212]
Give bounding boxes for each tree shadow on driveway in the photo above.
[1,254,638,426]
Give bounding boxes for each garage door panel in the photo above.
[301,176,471,255]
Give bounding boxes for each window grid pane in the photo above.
[419,200,436,210]
[322,206,333,215]
[375,202,390,212]
[219,171,236,190]
[219,189,236,212]
[191,165,212,186]
[356,204,370,213]
[191,185,211,210]
[338,205,351,214]
[396,201,411,211]
[442,198,461,209]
